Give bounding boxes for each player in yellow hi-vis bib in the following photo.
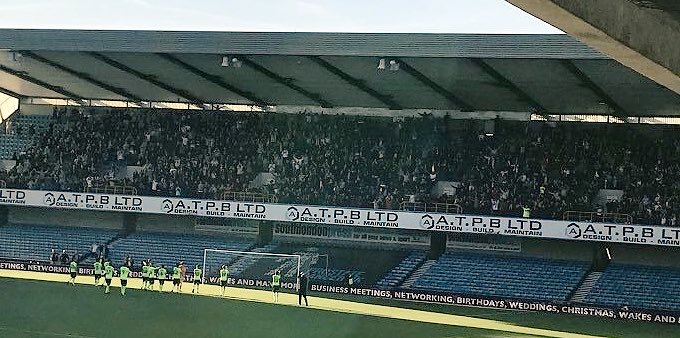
[141,260,149,290]
[171,263,181,293]
[119,265,130,296]
[157,265,167,292]
[104,261,114,294]
[93,259,103,287]
[147,262,156,291]
[272,270,281,303]
[68,259,78,286]
[219,265,229,296]
[192,265,202,294]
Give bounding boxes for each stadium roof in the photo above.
[0,29,677,116]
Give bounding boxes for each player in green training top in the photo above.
[68,259,78,286]
[171,263,181,293]
[219,265,229,296]
[99,258,111,285]
[141,260,149,290]
[272,270,282,303]
[147,262,156,291]
[104,261,114,294]
[192,265,202,294]
[157,265,167,292]
[93,259,103,287]
[119,265,130,296]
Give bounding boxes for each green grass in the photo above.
[0,278,538,338]
[1,277,679,338]
[322,294,680,338]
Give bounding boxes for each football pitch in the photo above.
[0,270,678,338]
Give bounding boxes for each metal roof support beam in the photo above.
[307,56,401,110]
[0,86,23,99]
[157,53,270,107]
[560,60,627,118]
[239,57,332,108]
[87,52,204,104]
[471,58,546,113]
[0,64,85,102]
[22,51,144,102]
[395,58,475,112]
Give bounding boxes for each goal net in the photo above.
[202,249,311,290]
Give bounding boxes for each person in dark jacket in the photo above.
[298,272,309,306]
[60,250,70,265]
[50,249,59,265]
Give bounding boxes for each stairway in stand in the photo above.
[400,260,436,289]
[570,271,603,303]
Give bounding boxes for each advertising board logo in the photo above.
[286,207,299,221]
[565,223,582,239]
[161,199,174,213]
[420,214,434,230]
[43,193,56,206]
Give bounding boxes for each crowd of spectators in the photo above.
[3,107,680,225]
[50,249,78,265]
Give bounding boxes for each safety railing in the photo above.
[562,211,632,224]
[85,185,138,195]
[221,191,278,203]
[400,201,462,214]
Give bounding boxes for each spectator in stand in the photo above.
[125,255,134,269]
[60,250,69,265]
[50,249,59,265]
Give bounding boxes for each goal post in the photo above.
[202,249,302,289]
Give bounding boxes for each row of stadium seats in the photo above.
[409,253,590,302]
[584,264,680,312]
[107,231,254,270]
[0,224,118,261]
[375,251,427,289]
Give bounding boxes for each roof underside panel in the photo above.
[483,59,607,114]
[36,51,186,102]
[573,60,680,116]
[400,57,526,111]
[97,52,252,104]
[172,54,317,106]
[0,71,66,98]
[319,56,454,110]
[245,55,382,108]
[0,31,675,114]
[0,51,122,100]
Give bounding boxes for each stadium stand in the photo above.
[267,241,414,286]
[4,220,680,316]
[0,224,119,262]
[0,113,51,160]
[375,250,427,289]
[409,252,590,302]
[584,264,680,312]
[107,231,254,269]
[226,243,280,278]
[5,107,680,225]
